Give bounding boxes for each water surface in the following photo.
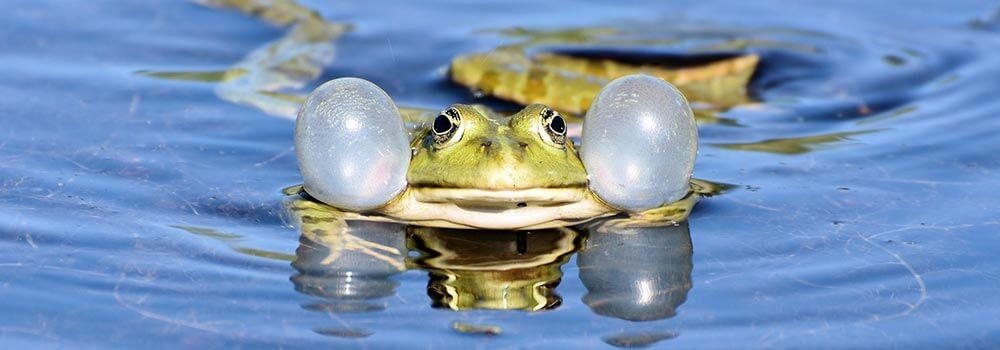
[2,1,1000,348]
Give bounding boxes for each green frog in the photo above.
[172,0,752,230]
[293,74,712,230]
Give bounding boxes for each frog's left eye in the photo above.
[432,107,463,148]
[539,108,567,146]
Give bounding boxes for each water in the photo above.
[2,0,1000,348]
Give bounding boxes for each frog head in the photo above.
[407,104,587,190]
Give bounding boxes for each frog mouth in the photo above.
[409,187,588,208]
[380,186,615,230]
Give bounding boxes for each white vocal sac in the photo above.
[580,74,698,212]
[295,77,411,211]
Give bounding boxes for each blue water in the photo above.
[2,1,1000,348]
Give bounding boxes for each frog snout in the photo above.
[477,137,523,158]
[478,137,504,153]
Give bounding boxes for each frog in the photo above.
[165,1,750,230]
[293,73,709,230]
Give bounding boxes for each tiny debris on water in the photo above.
[452,321,502,336]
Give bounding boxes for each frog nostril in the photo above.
[481,140,493,148]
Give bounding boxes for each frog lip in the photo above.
[409,187,588,206]
[379,186,616,230]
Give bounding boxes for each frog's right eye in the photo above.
[432,107,463,148]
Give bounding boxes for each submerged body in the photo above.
[296,75,702,230]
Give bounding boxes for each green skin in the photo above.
[407,104,587,190]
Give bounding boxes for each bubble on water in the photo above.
[295,77,410,211]
[581,74,697,212]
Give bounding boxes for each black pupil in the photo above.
[549,115,566,134]
[433,114,452,134]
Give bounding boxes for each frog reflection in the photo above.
[578,221,693,321]
[285,193,692,320]
[408,228,580,311]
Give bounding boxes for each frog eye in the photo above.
[539,108,567,147]
[581,74,697,212]
[432,107,463,148]
[295,77,410,211]
[433,114,452,134]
